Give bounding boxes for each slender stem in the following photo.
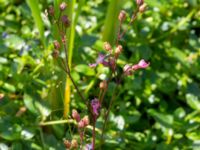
[92,118,96,150]
[116,21,122,46]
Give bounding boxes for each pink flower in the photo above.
[123,64,132,75]
[132,59,150,70]
[89,53,109,68]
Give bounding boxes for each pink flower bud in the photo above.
[78,120,85,128]
[60,2,67,11]
[139,3,147,13]
[99,80,107,90]
[136,0,144,6]
[61,15,70,27]
[72,109,80,122]
[53,40,60,49]
[118,10,126,22]
[82,116,90,126]
[132,59,150,70]
[123,64,132,75]
[71,139,78,149]
[103,42,112,51]
[115,45,123,58]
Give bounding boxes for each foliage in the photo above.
[0,0,200,149]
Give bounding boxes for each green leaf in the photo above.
[74,64,95,76]
[186,93,200,110]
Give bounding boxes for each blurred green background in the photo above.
[0,0,200,149]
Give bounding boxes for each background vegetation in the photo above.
[0,0,200,149]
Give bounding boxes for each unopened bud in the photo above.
[52,50,59,58]
[48,6,54,16]
[61,15,70,27]
[139,3,147,13]
[115,45,123,58]
[78,120,85,128]
[60,2,67,11]
[53,40,60,49]
[71,139,78,149]
[136,0,144,6]
[99,80,107,90]
[109,57,116,71]
[72,109,80,122]
[103,42,112,51]
[64,140,71,149]
[118,10,126,22]
[82,116,89,126]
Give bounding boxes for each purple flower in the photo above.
[91,98,101,117]
[89,53,109,68]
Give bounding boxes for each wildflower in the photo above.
[89,53,109,68]
[132,59,150,70]
[85,144,92,150]
[78,120,85,128]
[72,109,80,122]
[91,98,101,117]
[118,10,126,22]
[60,2,67,11]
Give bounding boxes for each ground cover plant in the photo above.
[0,0,200,150]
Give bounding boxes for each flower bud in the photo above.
[71,139,78,149]
[52,50,59,59]
[118,10,126,22]
[53,40,60,49]
[60,2,67,11]
[64,140,71,149]
[136,0,144,6]
[61,15,70,27]
[78,120,85,128]
[115,45,123,58]
[48,6,54,16]
[99,80,107,90]
[139,3,147,13]
[72,109,80,122]
[103,42,112,51]
[82,116,89,126]
[123,64,132,76]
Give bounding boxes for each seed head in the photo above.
[60,2,67,11]
[118,10,126,22]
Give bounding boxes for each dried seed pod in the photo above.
[118,10,126,22]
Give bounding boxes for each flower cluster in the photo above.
[72,109,89,128]
[63,139,78,149]
[90,98,101,119]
